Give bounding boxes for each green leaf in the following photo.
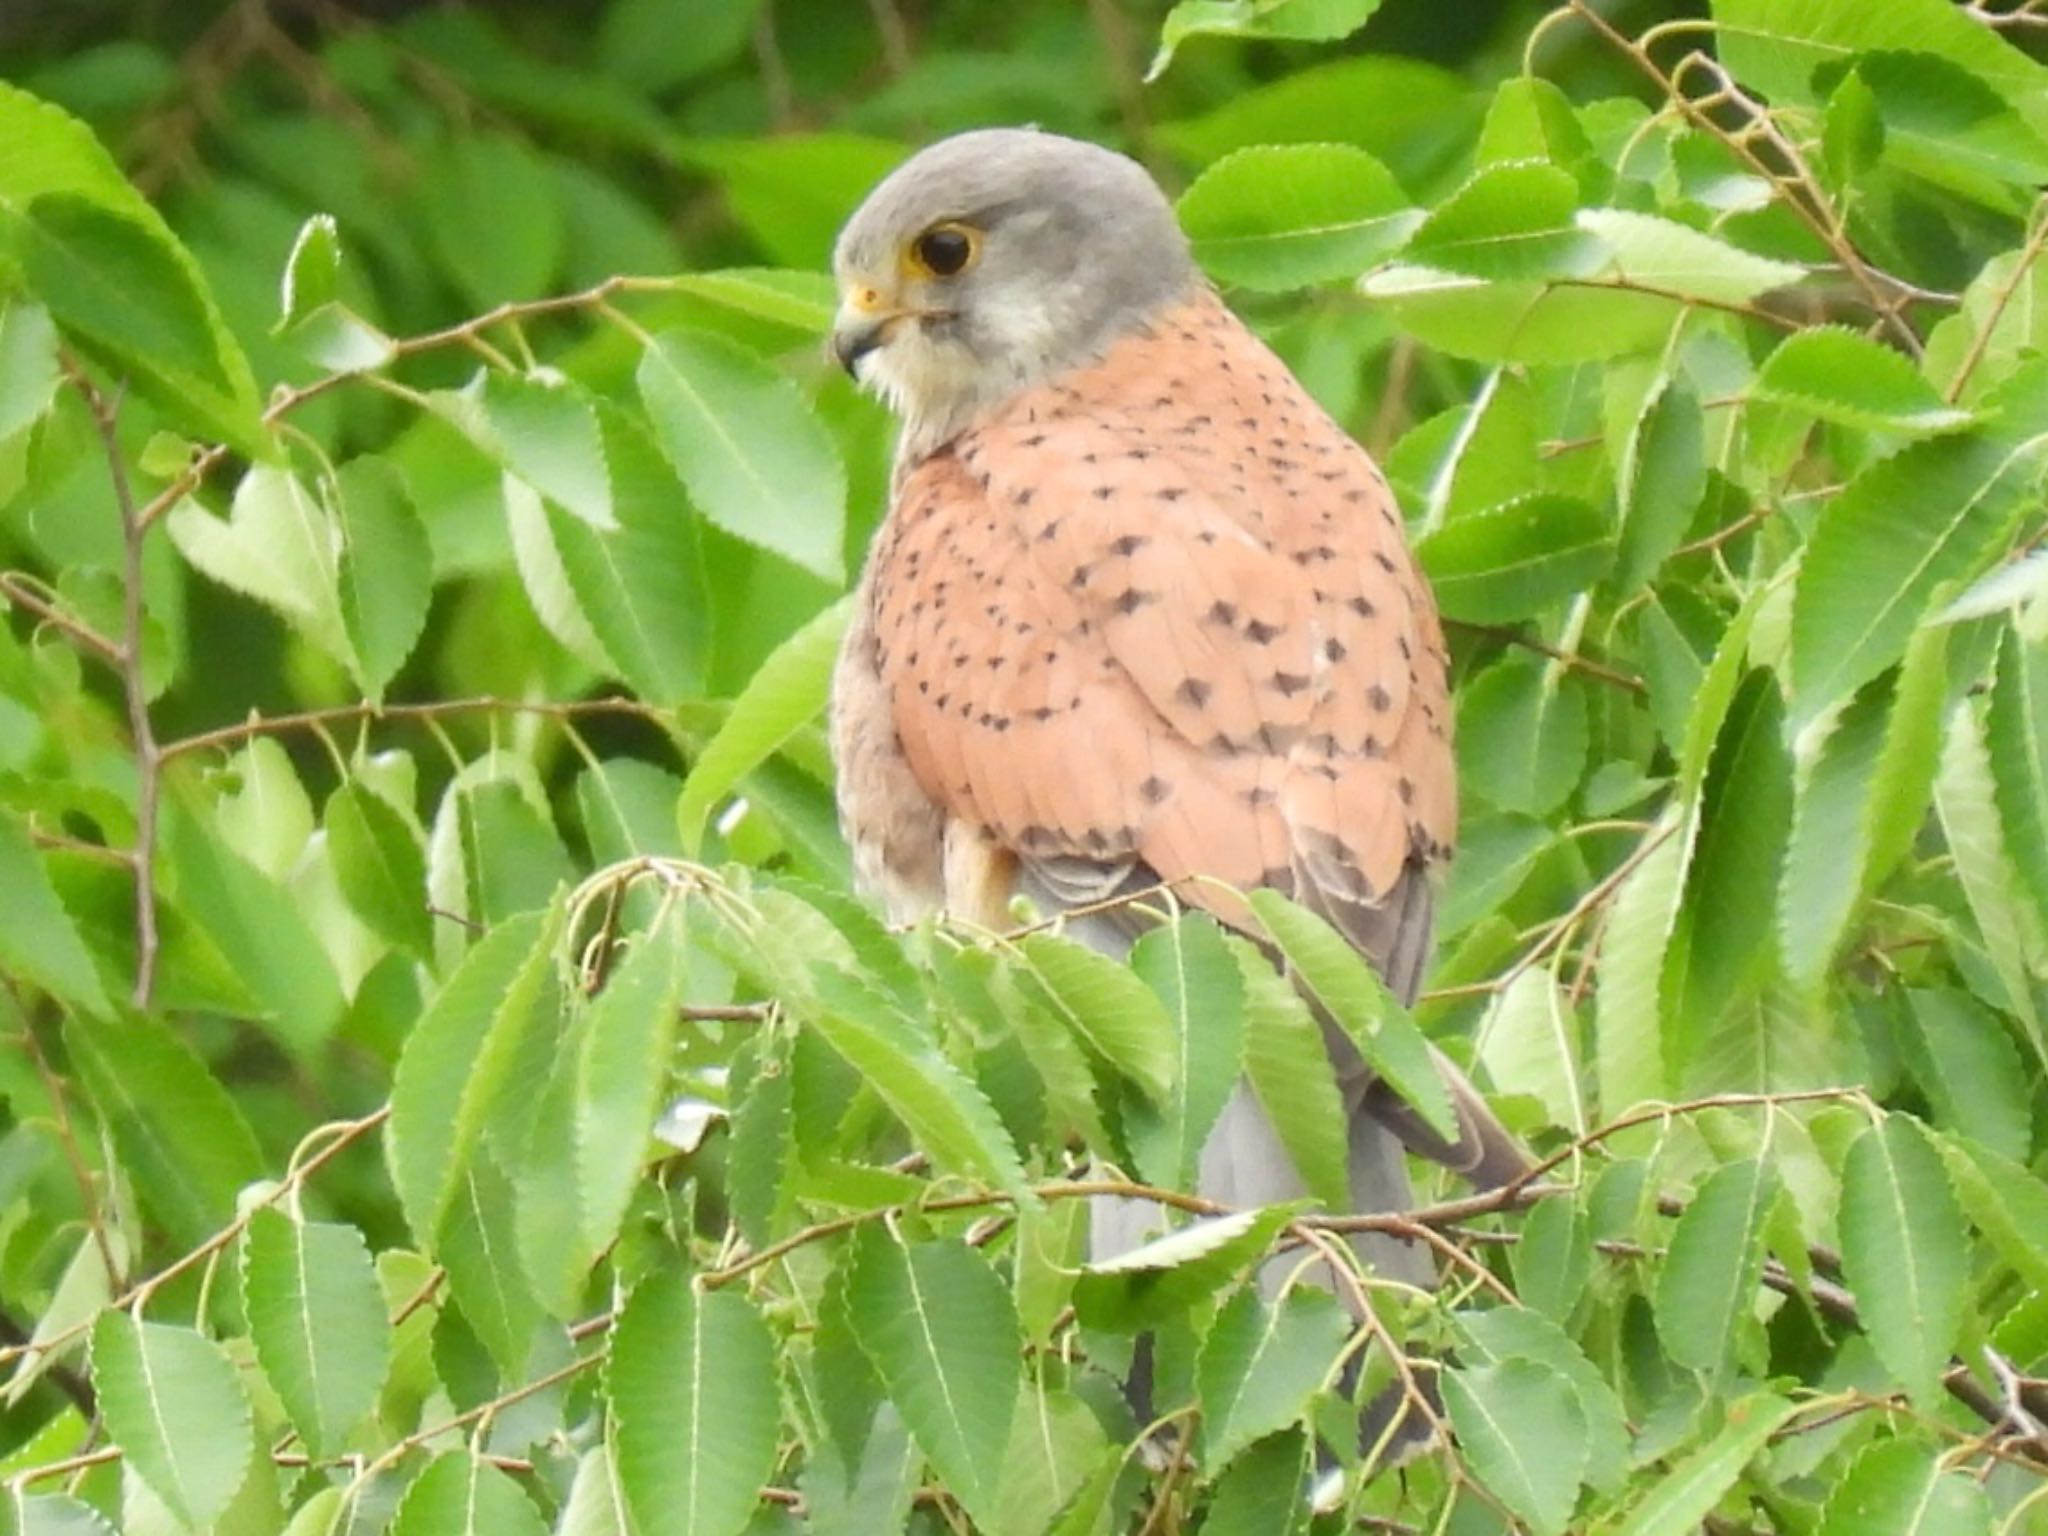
[16,1494,118,1536]
[1753,328,1974,436]
[1780,675,1882,985]
[1149,0,1385,79]
[1405,160,1591,281]
[637,328,846,581]
[1574,209,1806,303]
[169,465,349,669]
[1233,939,1349,1211]
[1653,1158,1778,1375]
[1476,76,1593,169]
[1201,1430,1310,1535]
[1441,1358,1588,1536]
[1476,970,1582,1133]
[572,926,684,1263]
[1363,263,1689,364]
[1595,817,1686,1111]
[1902,989,2030,1163]
[1792,429,2048,725]
[1126,913,1245,1188]
[1712,0,2048,143]
[1779,629,1947,992]
[418,131,563,308]
[1841,1116,1970,1406]
[1197,1285,1350,1469]
[1515,1195,1592,1324]
[439,1152,545,1372]
[0,810,109,1013]
[1610,1392,1798,1536]
[1073,1204,1301,1332]
[1457,656,1588,816]
[1663,671,1792,1051]
[327,782,431,959]
[1246,888,1456,1140]
[163,795,346,1055]
[1416,494,1614,623]
[456,777,576,926]
[1936,700,2045,1065]
[91,1312,253,1529]
[542,403,710,704]
[610,1272,782,1536]
[1816,1437,1992,1536]
[806,964,1028,1195]
[673,134,906,270]
[849,1233,1020,1528]
[990,1385,1113,1536]
[1676,586,1768,799]
[389,1450,547,1536]
[0,80,263,454]
[1926,246,2048,401]
[727,1040,795,1250]
[1934,1134,2048,1291]
[1016,932,1178,1104]
[678,595,850,850]
[276,212,339,326]
[557,1446,629,1536]
[472,372,616,532]
[669,267,837,334]
[1615,376,1707,593]
[386,908,559,1246]
[0,298,60,441]
[1158,56,1476,181]
[1986,626,2048,935]
[334,456,433,703]
[242,1208,390,1458]
[65,1006,263,1249]
[1176,143,1417,291]
[1456,1308,1629,1494]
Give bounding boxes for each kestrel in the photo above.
[828,128,1524,1281]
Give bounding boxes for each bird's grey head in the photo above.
[831,128,1196,454]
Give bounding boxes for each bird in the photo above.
[826,127,1526,1290]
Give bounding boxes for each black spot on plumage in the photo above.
[1270,671,1311,696]
[1205,600,1239,627]
[1177,678,1213,708]
[1110,588,1156,615]
[1110,534,1149,556]
[1245,619,1284,644]
[1139,776,1172,804]
[1324,638,1348,662]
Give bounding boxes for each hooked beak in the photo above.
[832,315,889,379]
[831,285,905,380]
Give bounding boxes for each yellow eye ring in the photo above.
[906,221,980,278]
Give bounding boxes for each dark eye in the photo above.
[913,224,977,277]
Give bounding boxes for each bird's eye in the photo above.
[910,222,979,278]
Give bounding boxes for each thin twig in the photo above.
[0,1108,389,1374]
[0,574,123,664]
[1444,619,1646,694]
[1945,201,2048,404]
[159,694,671,762]
[132,273,687,535]
[67,372,164,1007]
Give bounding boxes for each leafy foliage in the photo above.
[1,0,2047,1531]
